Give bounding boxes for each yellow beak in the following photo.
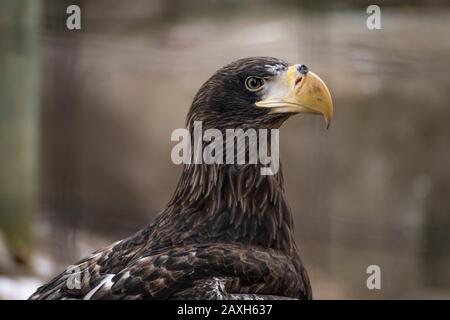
[255,65,334,128]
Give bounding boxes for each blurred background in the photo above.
[1,0,449,299]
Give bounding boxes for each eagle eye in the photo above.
[245,76,264,92]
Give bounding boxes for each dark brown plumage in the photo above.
[30,57,334,300]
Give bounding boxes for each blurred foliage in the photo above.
[0,0,41,272]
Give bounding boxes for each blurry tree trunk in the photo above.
[0,0,41,271]
[422,178,450,289]
[41,0,84,263]
[422,113,450,289]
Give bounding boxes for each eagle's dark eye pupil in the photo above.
[245,76,264,91]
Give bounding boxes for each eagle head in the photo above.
[187,57,333,131]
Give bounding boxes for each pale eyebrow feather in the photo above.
[264,64,287,75]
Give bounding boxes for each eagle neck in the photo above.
[165,163,296,253]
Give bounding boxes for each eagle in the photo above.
[29,57,333,300]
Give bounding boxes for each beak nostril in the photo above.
[297,64,309,75]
